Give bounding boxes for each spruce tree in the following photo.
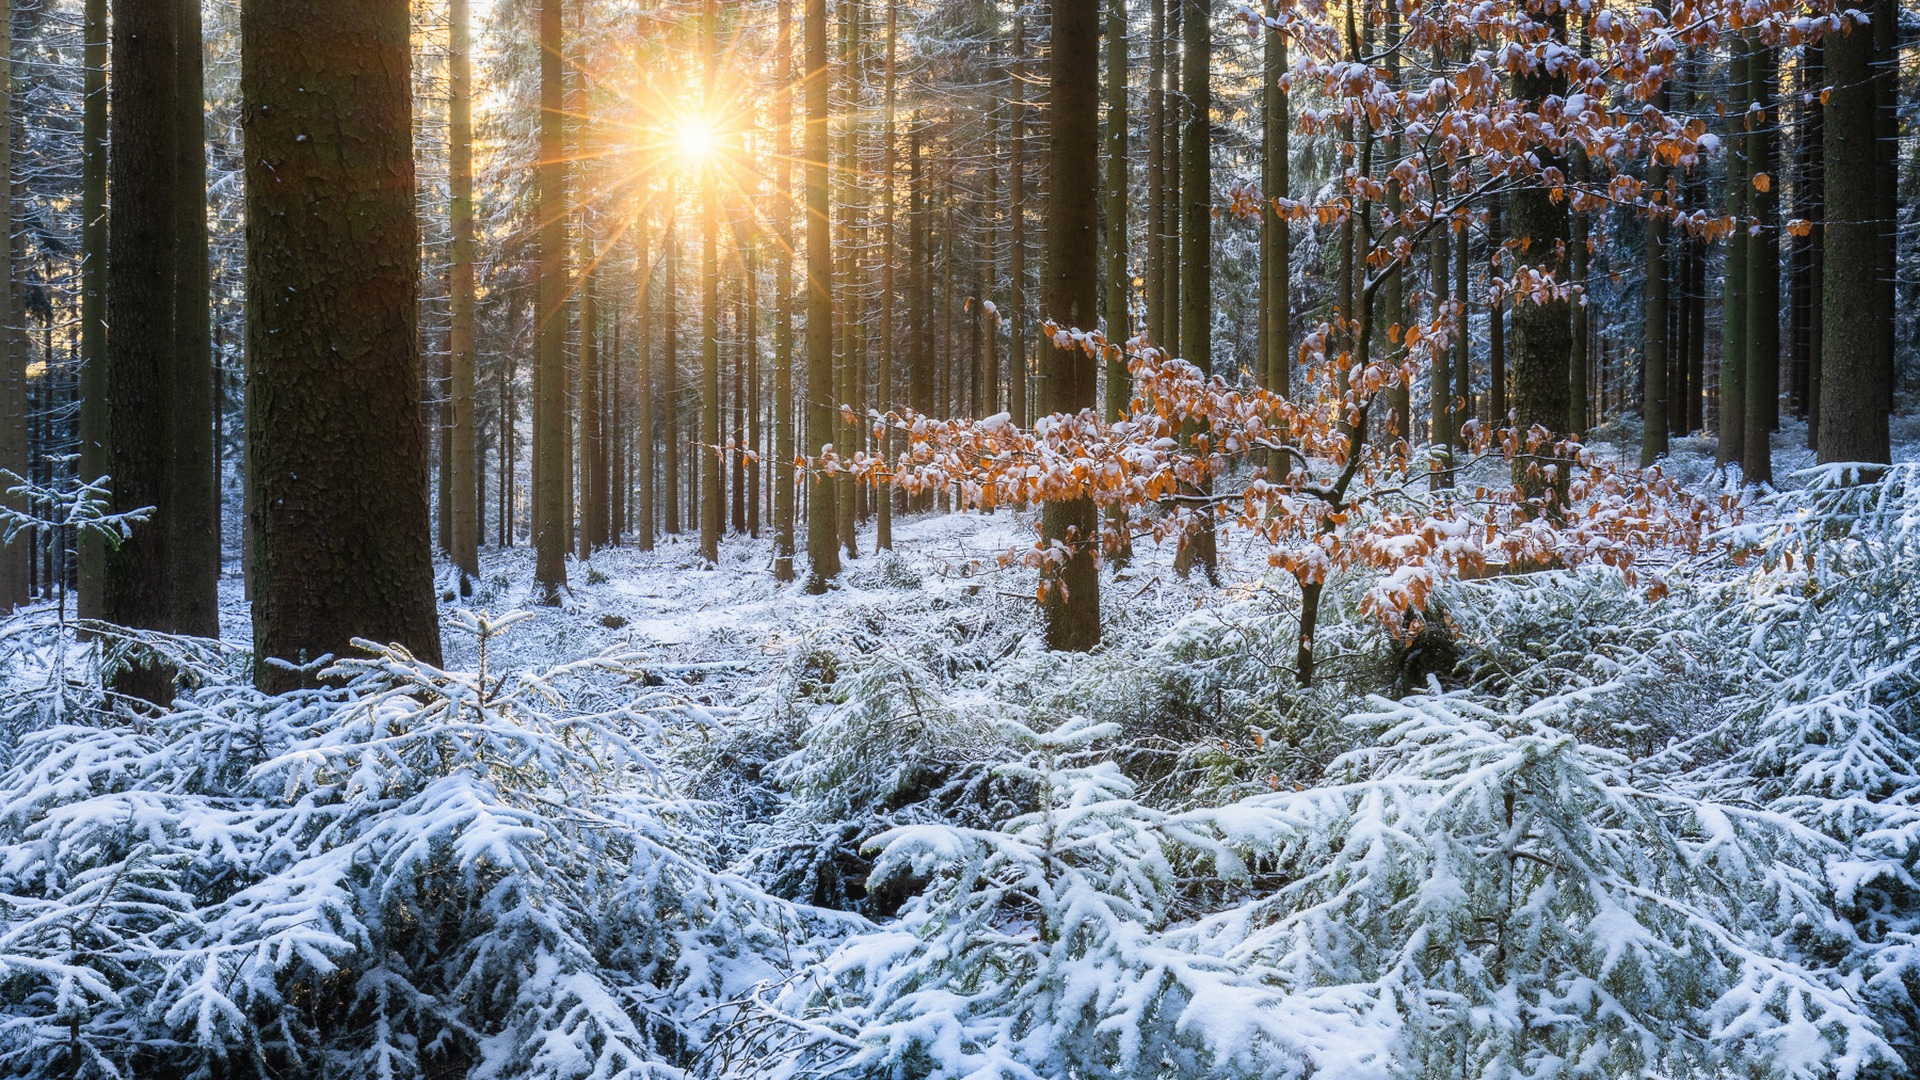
[242,0,442,689]
[1040,0,1102,651]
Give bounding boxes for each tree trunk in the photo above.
[1742,42,1777,485]
[242,0,442,689]
[77,0,107,619]
[1641,16,1669,465]
[664,218,682,534]
[1008,16,1029,427]
[534,0,570,598]
[875,0,896,550]
[579,255,604,557]
[637,221,657,551]
[1041,0,1102,652]
[1430,218,1452,489]
[1104,0,1129,420]
[448,0,479,580]
[1263,9,1289,399]
[104,0,179,698]
[773,0,795,577]
[1507,13,1572,510]
[1818,13,1890,464]
[1145,0,1165,348]
[699,1,722,565]
[1719,36,1748,469]
[804,0,841,590]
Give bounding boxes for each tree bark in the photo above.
[1262,8,1289,400]
[804,0,841,590]
[449,0,479,580]
[1818,13,1890,464]
[77,0,107,619]
[1041,0,1102,651]
[242,0,442,689]
[1719,36,1748,468]
[534,0,570,598]
[104,0,179,698]
[1743,42,1777,485]
[773,0,795,577]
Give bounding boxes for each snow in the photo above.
[4,416,1920,1079]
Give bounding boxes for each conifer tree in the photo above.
[242,0,442,689]
[534,0,571,599]
[1041,0,1101,651]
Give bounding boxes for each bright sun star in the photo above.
[674,117,717,167]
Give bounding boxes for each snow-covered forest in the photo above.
[1,0,1918,1077]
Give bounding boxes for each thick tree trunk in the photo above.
[1507,14,1572,513]
[1041,0,1102,651]
[1430,221,1452,489]
[77,0,107,619]
[104,0,179,699]
[172,0,218,637]
[1818,13,1890,464]
[242,0,442,689]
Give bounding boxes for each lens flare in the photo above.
[674,117,717,166]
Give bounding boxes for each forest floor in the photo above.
[190,408,1920,683]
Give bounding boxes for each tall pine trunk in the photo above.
[804,0,841,590]
[77,0,107,619]
[449,0,479,580]
[104,0,179,698]
[242,0,442,689]
[1719,37,1748,469]
[1742,42,1778,485]
[1262,8,1289,400]
[534,0,570,598]
[1818,13,1890,464]
[773,0,796,578]
[699,0,722,565]
[1041,0,1102,651]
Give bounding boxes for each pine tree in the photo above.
[1743,41,1778,485]
[103,0,180,700]
[1262,4,1289,401]
[1041,0,1102,651]
[242,0,443,689]
[534,0,571,599]
[699,0,722,566]
[773,0,796,579]
[449,0,480,583]
[1818,12,1890,464]
[1103,0,1129,423]
[804,0,841,591]
[76,0,107,620]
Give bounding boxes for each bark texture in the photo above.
[242,0,442,690]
